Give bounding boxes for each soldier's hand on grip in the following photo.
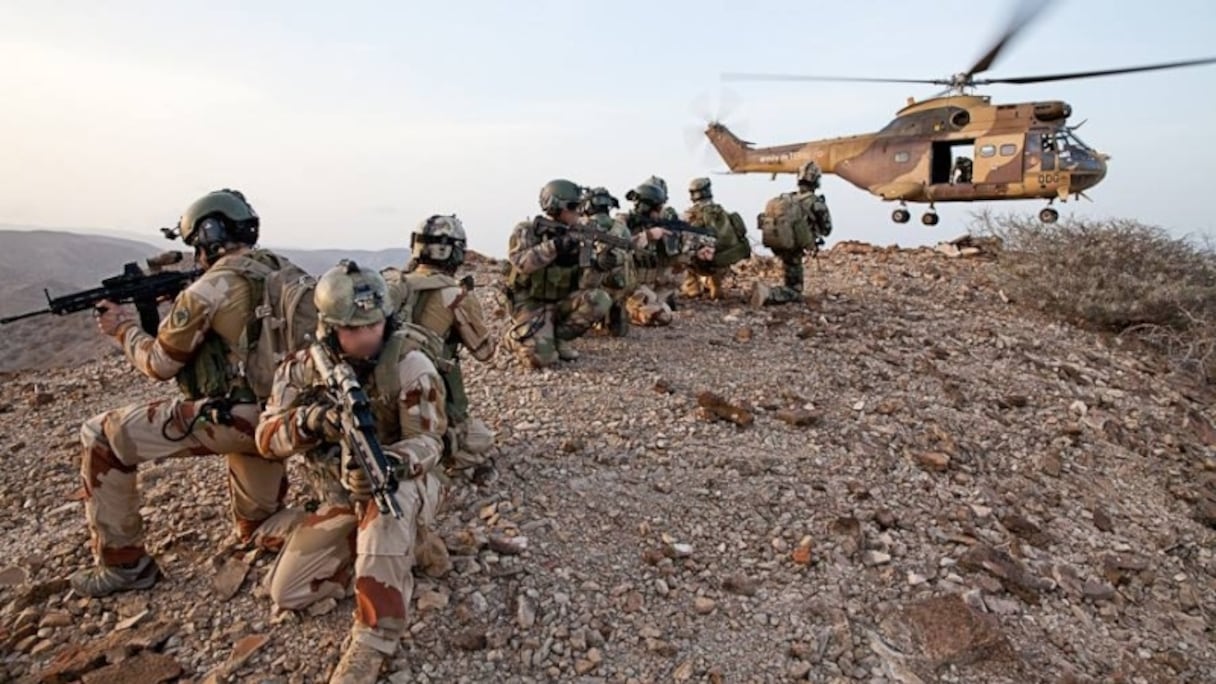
[595,250,618,271]
[551,234,580,258]
[93,298,130,336]
[301,400,343,443]
[342,461,374,502]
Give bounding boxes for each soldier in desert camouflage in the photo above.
[72,189,297,598]
[752,161,833,306]
[680,177,751,301]
[503,179,613,368]
[256,261,446,684]
[382,214,496,482]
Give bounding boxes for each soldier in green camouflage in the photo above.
[680,177,751,301]
[752,161,833,305]
[257,261,447,684]
[579,187,640,336]
[71,189,297,598]
[503,179,613,368]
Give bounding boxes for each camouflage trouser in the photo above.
[80,397,289,567]
[444,416,494,472]
[504,289,612,368]
[265,474,442,655]
[625,285,673,326]
[680,264,727,300]
[764,249,807,304]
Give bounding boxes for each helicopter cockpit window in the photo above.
[978,144,996,158]
[894,151,910,163]
[999,144,1017,156]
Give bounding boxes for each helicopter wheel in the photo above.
[1039,207,1059,224]
[891,208,911,224]
[921,211,940,226]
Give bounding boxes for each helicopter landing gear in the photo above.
[921,211,940,226]
[1039,207,1059,223]
[892,207,911,224]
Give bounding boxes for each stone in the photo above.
[516,596,536,629]
[915,451,950,472]
[863,551,892,566]
[416,591,449,613]
[693,597,717,615]
[775,408,822,427]
[79,653,182,684]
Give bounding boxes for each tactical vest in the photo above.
[364,324,448,446]
[510,218,579,302]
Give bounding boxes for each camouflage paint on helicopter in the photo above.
[706,94,1109,224]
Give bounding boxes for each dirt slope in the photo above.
[1,244,1213,683]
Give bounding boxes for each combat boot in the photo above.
[607,302,629,337]
[329,641,386,684]
[706,275,723,301]
[69,555,161,598]
[556,339,579,361]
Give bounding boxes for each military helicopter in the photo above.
[705,0,1216,225]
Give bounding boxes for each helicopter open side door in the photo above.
[973,134,1023,185]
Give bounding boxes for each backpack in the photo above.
[216,250,319,401]
[718,211,752,266]
[759,193,815,251]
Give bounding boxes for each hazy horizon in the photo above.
[3,1,1214,258]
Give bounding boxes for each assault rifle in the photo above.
[0,251,201,334]
[638,218,717,257]
[308,343,408,519]
[536,217,638,270]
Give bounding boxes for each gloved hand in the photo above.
[301,399,343,443]
[342,459,373,502]
[551,234,580,258]
[595,250,619,271]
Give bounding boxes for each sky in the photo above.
[1,0,1214,257]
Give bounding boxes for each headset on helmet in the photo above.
[797,162,822,186]
[580,187,620,216]
[539,179,584,216]
[162,189,260,261]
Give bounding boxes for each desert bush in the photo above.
[973,210,1216,382]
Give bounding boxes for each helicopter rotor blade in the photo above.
[961,0,1056,80]
[721,73,948,85]
[977,56,1216,85]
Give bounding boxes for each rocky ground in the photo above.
[1,241,1214,683]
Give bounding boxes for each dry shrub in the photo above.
[973,210,1216,382]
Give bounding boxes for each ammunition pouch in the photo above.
[176,334,234,401]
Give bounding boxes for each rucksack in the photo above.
[216,250,319,400]
[759,193,815,251]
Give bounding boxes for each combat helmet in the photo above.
[411,214,467,269]
[644,176,669,196]
[580,187,620,216]
[314,260,392,338]
[168,189,260,260]
[797,161,822,187]
[624,182,667,209]
[689,177,713,202]
[539,179,584,217]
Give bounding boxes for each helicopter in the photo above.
[703,0,1216,225]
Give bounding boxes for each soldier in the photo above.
[680,177,751,301]
[256,261,447,684]
[73,189,297,597]
[503,179,613,368]
[618,181,715,325]
[579,187,638,336]
[752,161,833,305]
[382,215,495,482]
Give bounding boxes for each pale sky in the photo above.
[2,0,1214,256]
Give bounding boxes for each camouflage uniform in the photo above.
[73,190,291,597]
[617,179,712,325]
[503,180,612,368]
[256,261,447,682]
[759,163,833,305]
[383,215,495,475]
[680,178,750,301]
[579,187,637,336]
